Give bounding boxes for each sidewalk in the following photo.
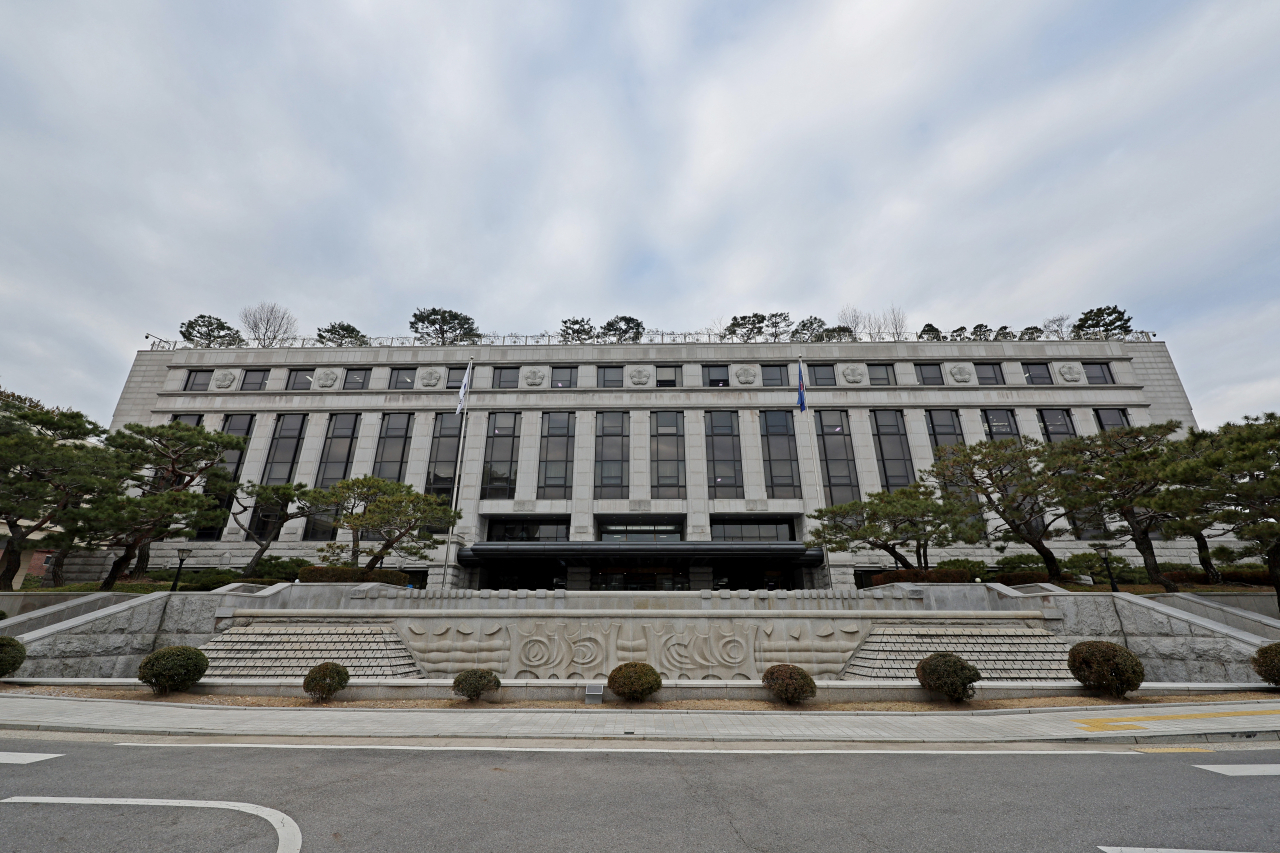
[2,693,1280,743]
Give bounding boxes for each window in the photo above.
[807,364,836,386]
[702,365,730,387]
[867,364,896,386]
[656,366,682,387]
[870,410,914,492]
[650,411,686,499]
[1022,363,1053,385]
[981,409,1020,441]
[914,364,944,386]
[389,368,417,390]
[1038,409,1077,443]
[761,365,788,387]
[343,369,371,390]
[262,414,307,484]
[446,367,469,389]
[493,367,520,389]
[248,506,283,542]
[599,366,624,388]
[286,369,314,391]
[600,523,682,542]
[711,519,795,541]
[481,413,521,499]
[423,412,463,497]
[185,370,212,392]
[1084,363,1115,385]
[372,413,413,482]
[975,363,1005,385]
[171,414,203,426]
[1095,408,1130,432]
[594,412,629,499]
[315,414,359,487]
[217,414,254,480]
[815,410,859,506]
[705,411,745,499]
[488,519,570,541]
[925,410,964,458]
[760,411,802,499]
[303,511,339,542]
[551,367,577,388]
[240,370,269,391]
[537,412,575,499]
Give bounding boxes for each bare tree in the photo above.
[836,305,866,341]
[885,304,909,341]
[864,311,888,342]
[1041,313,1071,341]
[704,316,731,341]
[239,302,300,348]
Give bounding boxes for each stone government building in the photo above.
[93,335,1198,591]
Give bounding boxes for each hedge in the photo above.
[870,568,974,586]
[303,662,350,702]
[608,662,663,702]
[138,646,209,694]
[1068,641,1144,698]
[762,664,817,704]
[0,636,26,677]
[297,566,410,585]
[452,669,502,700]
[1252,643,1280,687]
[1164,568,1271,585]
[915,652,982,702]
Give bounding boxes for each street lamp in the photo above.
[1090,542,1119,593]
[170,548,193,593]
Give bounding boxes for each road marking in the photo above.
[0,752,62,764]
[115,742,1138,756]
[1193,764,1280,776]
[1099,848,1271,852]
[1133,748,1214,753]
[1,796,302,853]
[1074,709,1280,733]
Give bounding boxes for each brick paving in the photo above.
[843,626,1073,681]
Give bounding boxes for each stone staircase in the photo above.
[841,625,1073,681]
[201,625,423,679]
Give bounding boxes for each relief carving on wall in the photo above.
[315,369,340,389]
[734,366,757,385]
[523,368,546,387]
[212,370,236,389]
[949,365,973,383]
[629,367,651,385]
[419,368,441,387]
[1058,363,1084,383]
[842,365,865,384]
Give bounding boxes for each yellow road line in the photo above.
[1073,708,1280,733]
[1132,747,1214,753]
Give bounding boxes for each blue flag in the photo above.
[796,357,806,412]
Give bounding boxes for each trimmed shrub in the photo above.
[452,669,501,700]
[608,662,663,702]
[366,569,412,586]
[915,652,982,702]
[1164,568,1270,586]
[993,570,1051,586]
[137,646,209,695]
[870,568,978,586]
[297,566,410,586]
[995,554,1045,571]
[762,664,817,704]
[0,636,27,677]
[1068,641,1145,698]
[0,610,7,621]
[1252,643,1280,687]
[303,662,350,702]
[935,559,988,579]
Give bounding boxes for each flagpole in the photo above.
[445,359,474,588]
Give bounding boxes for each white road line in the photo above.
[1,796,302,853]
[1193,764,1280,776]
[115,742,1139,756]
[1100,848,1269,852]
[0,752,62,764]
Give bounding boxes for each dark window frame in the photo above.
[594,411,630,499]
[760,410,802,499]
[286,369,315,391]
[867,364,896,386]
[1022,362,1054,385]
[262,413,308,484]
[537,412,575,499]
[981,409,1020,441]
[975,363,1005,386]
[702,365,730,387]
[1095,408,1130,432]
[925,409,964,459]
[446,367,469,389]
[550,367,578,389]
[914,363,944,386]
[184,370,213,392]
[389,368,417,390]
[808,364,836,387]
[1084,363,1115,385]
[492,367,520,389]
[372,413,414,482]
[870,409,914,492]
[655,366,683,388]
[761,365,788,387]
[705,410,745,499]
[815,410,859,506]
[343,368,371,390]
[1038,409,1077,444]
[599,366,624,388]
[481,412,522,499]
[239,370,270,391]
[650,411,686,499]
[425,412,464,497]
[315,413,360,487]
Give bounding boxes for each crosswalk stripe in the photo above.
[1193,764,1280,776]
[0,753,62,764]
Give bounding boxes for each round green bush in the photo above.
[137,645,208,695]
[452,669,501,700]
[303,662,350,703]
[607,662,663,702]
[0,636,27,677]
[1252,643,1280,687]
[762,664,817,704]
[915,652,982,702]
[1068,641,1145,698]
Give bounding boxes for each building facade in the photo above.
[104,337,1198,590]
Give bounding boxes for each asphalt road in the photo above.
[1,736,1278,853]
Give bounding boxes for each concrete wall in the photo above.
[0,593,139,637]
[1148,594,1280,642]
[0,592,97,617]
[1187,592,1280,620]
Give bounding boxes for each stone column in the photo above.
[629,410,650,502]
[902,409,935,485]
[514,411,542,501]
[738,409,767,501]
[847,408,884,496]
[347,411,385,478]
[403,411,437,491]
[684,410,709,540]
[278,413,329,541]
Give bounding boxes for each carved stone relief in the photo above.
[419,368,441,387]
[1058,364,1084,383]
[212,370,236,389]
[629,367,651,385]
[949,365,973,383]
[734,366,757,385]
[315,369,339,389]
[842,365,865,384]
[523,368,546,387]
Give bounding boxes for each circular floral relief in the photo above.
[949,365,973,383]
[523,368,546,386]
[842,365,865,384]
[419,368,441,387]
[629,367,651,385]
[315,368,339,388]
[734,366,757,384]
[212,370,236,389]
[1058,364,1084,382]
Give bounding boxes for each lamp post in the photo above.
[1090,542,1119,593]
[170,548,193,593]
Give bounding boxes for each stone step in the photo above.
[841,625,1073,681]
[200,625,423,679]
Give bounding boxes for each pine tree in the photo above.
[178,315,246,348]
[409,308,482,345]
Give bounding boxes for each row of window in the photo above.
[183,361,1119,392]
[486,517,798,542]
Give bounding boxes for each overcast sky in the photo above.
[1,1,1277,427]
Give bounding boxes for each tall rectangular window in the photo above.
[446,367,468,388]
[425,413,463,498]
[1038,409,1077,443]
[650,411,686,499]
[705,411,745,499]
[761,411,802,499]
[761,365,788,387]
[711,519,795,541]
[171,414,203,426]
[240,370,269,391]
[868,364,896,386]
[656,366,682,387]
[537,412,575,499]
[815,410,859,506]
[343,369,371,390]
[1084,363,1115,384]
[550,367,577,388]
[389,368,417,389]
[262,414,307,484]
[914,364,944,386]
[481,412,521,499]
[870,410,914,492]
[925,410,964,459]
[599,366,624,388]
[218,414,254,480]
[492,367,520,389]
[703,365,730,387]
[594,412,629,499]
[981,409,1020,441]
[185,370,212,392]
[1095,408,1130,432]
[808,364,836,386]
[1022,363,1053,385]
[975,363,1005,385]
[372,413,413,481]
[286,369,314,391]
[315,414,360,487]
